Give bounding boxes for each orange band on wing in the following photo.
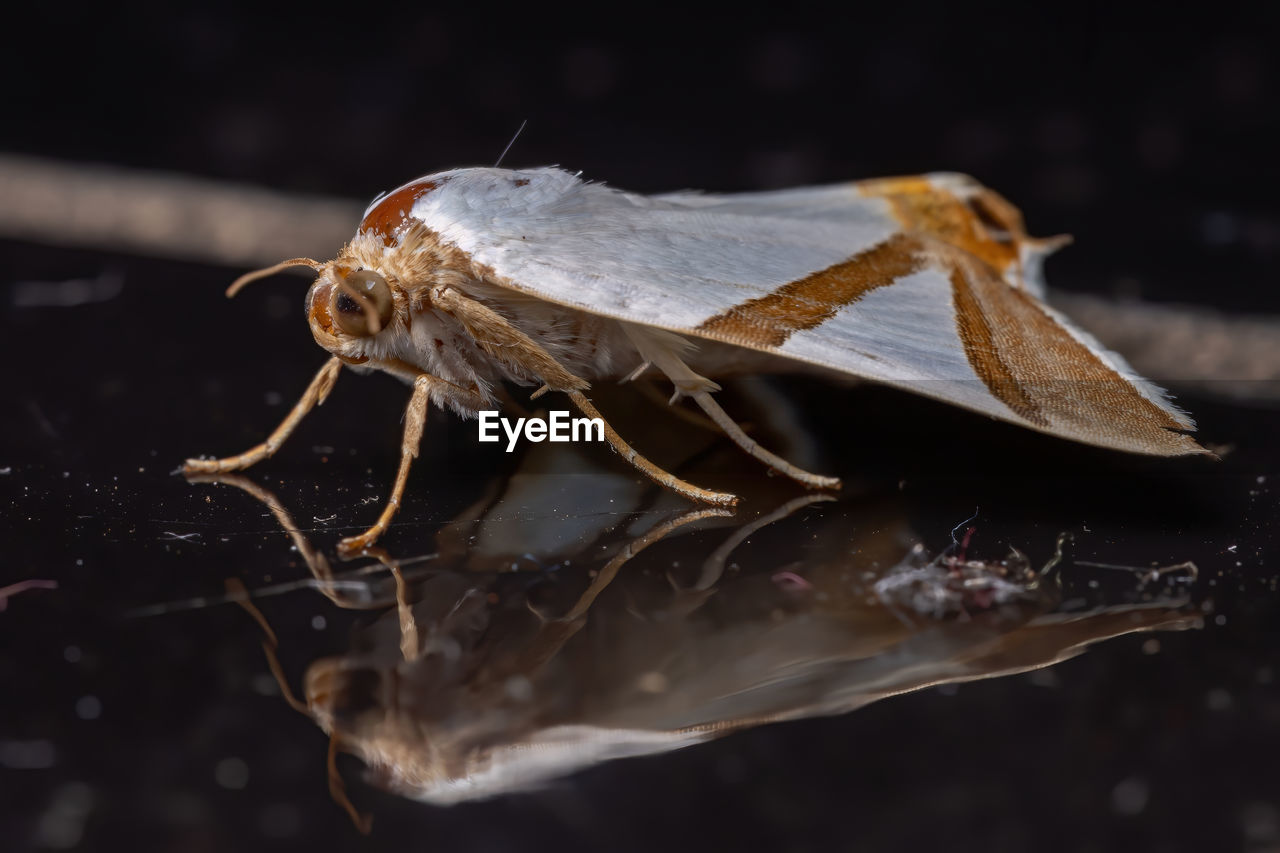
[697,234,926,348]
[858,177,1024,282]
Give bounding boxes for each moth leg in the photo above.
[435,287,738,505]
[337,374,486,555]
[690,390,842,490]
[634,378,723,433]
[336,375,432,555]
[183,356,343,474]
[567,391,737,506]
[620,324,840,489]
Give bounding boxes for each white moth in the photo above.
[185,167,1206,552]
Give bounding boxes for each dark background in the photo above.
[8,6,1280,311]
[3,4,1280,852]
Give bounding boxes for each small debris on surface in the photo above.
[771,570,813,591]
[872,532,1053,619]
[873,556,1040,618]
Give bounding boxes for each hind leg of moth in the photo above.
[184,356,343,474]
[622,324,839,490]
[338,374,484,555]
[432,286,738,507]
[566,391,737,506]
[689,391,841,489]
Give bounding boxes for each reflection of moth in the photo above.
[185,169,1206,552]
[195,472,1198,819]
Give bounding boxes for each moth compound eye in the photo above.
[331,270,394,336]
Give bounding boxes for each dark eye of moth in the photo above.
[331,270,394,337]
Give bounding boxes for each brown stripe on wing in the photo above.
[697,233,926,348]
[948,266,1048,426]
[947,252,1203,455]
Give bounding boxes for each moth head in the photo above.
[310,266,396,336]
[225,257,404,362]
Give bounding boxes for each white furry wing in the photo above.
[385,167,1202,456]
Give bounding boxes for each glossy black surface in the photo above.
[5,8,1280,852]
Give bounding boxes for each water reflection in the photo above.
[184,439,1200,815]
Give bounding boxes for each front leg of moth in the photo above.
[184,356,343,475]
[337,374,483,556]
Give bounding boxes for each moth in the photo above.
[185,168,1206,553]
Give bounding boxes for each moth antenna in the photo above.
[225,578,311,715]
[328,734,373,834]
[333,273,383,335]
[494,119,528,168]
[227,576,369,831]
[226,258,324,298]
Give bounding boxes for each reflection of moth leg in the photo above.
[186,472,351,605]
[224,576,371,833]
[511,506,732,677]
[327,734,371,833]
[357,548,421,663]
[683,492,838,592]
[561,507,732,622]
[183,356,342,474]
[187,472,429,615]
[225,578,309,713]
